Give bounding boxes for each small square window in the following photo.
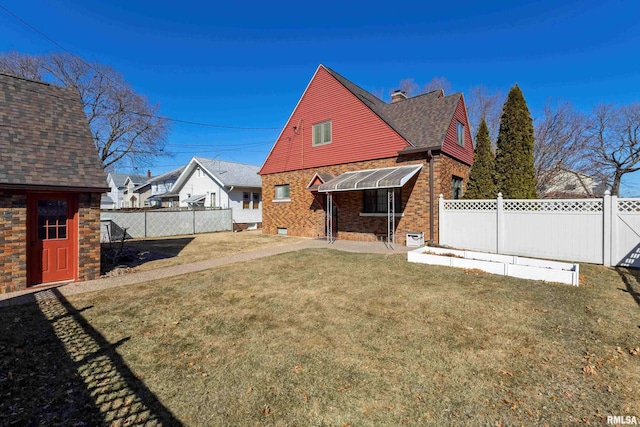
[275,184,290,200]
[312,120,332,146]
[456,121,464,147]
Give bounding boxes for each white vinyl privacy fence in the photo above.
[100,209,232,241]
[439,192,640,267]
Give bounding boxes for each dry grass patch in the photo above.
[3,250,639,425]
[122,230,302,271]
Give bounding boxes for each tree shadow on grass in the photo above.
[615,267,640,315]
[0,287,182,426]
[102,237,195,274]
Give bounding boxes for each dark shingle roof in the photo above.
[0,73,107,191]
[323,66,460,149]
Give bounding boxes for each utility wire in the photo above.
[0,4,282,131]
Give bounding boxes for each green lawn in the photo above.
[2,249,639,426]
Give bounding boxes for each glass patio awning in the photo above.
[317,164,422,192]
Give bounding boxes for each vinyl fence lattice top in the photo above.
[503,200,603,212]
[442,200,496,211]
[617,199,640,212]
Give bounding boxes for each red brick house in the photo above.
[0,73,108,294]
[259,65,474,246]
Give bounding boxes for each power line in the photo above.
[0,4,282,131]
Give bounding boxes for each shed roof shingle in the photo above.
[0,73,107,191]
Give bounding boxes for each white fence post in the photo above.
[496,193,503,254]
[610,193,618,267]
[603,191,611,267]
[438,194,445,245]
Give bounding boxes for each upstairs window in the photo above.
[452,176,463,199]
[312,120,332,146]
[456,121,465,147]
[275,184,290,200]
[363,189,401,213]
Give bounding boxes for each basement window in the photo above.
[277,228,288,235]
[312,120,332,146]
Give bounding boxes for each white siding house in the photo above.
[172,157,262,227]
[106,173,147,209]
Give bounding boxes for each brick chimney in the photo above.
[147,169,151,178]
[391,89,407,103]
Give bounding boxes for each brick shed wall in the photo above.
[0,191,102,294]
[0,192,27,293]
[77,192,102,282]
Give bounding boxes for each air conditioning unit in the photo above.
[406,231,424,247]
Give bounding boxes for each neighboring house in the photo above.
[0,73,108,294]
[105,172,147,209]
[259,65,474,245]
[122,173,150,208]
[171,157,262,229]
[101,195,116,209]
[539,168,604,198]
[133,166,184,207]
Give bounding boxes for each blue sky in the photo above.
[1,0,639,194]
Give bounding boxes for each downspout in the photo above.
[428,150,434,244]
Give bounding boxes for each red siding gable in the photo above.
[260,66,410,175]
[441,96,474,166]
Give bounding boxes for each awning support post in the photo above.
[326,192,334,244]
[387,188,395,250]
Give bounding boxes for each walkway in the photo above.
[0,238,411,307]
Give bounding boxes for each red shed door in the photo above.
[28,194,77,285]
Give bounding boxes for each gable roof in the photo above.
[172,156,261,193]
[131,167,184,193]
[0,73,107,191]
[107,173,130,188]
[323,66,461,150]
[123,175,148,187]
[147,166,184,184]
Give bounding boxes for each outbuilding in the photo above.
[0,73,108,293]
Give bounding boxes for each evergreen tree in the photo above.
[495,84,538,198]
[465,118,496,199]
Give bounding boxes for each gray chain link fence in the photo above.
[100,209,232,241]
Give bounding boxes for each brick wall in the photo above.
[0,192,27,293]
[262,153,471,245]
[0,191,102,294]
[77,192,102,282]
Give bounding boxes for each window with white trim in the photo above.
[456,121,464,146]
[243,192,250,209]
[312,120,332,146]
[275,184,290,200]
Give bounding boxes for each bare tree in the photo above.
[394,76,452,98]
[0,52,169,170]
[397,78,419,96]
[533,99,590,195]
[422,76,451,94]
[0,51,43,80]
[466,85,504,142]
[586,103,640,196]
